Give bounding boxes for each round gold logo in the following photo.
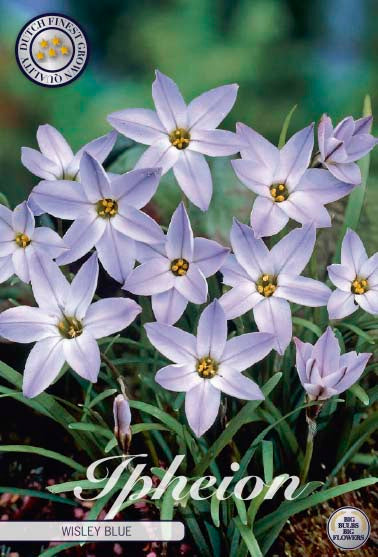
[327,506,370,550]
[15,13,89,87]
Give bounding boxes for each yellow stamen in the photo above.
[169,128,191,150]
[351,277,369,295]
[57,316,83,339]
[256,274,277,298]
[15,233,31,248]
[196,357,218,378]
[96,198,118,219]
[270,183,289,203]
[170,258,190,276]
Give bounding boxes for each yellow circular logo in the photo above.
[327,506,370,550]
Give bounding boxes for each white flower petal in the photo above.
[145,322,197,364]
[23,337,65,398]
[185,381,221,437]
[21,147,61,180]
[152,70,187,132]
[187,84,238,130]
[237,122,279,169]
[327,263,354,291]
[63,331,101,382]
[107,108,166,144]
[277,124,314,188]
[135,139,179,175]
[155,364,201,392]
[56,213,106,266]
[12,247,30,283]
[65,253,99,319]
[270,224,315,275]
[355,290,378,315]
[96,222,136,284]
[276,274,331,307]
[79,152,112,202]
[341,229,368,275]
[0,306,57,342]
[230,219,271,280]
[327,289,357,320]
[32,227,68,259]
[211,370,264,400]
[111,168,162,209]
[253,296,292,355]
[123,258,174,295]
[174,264,208,304]
[221,332,274,371]
[193,237,229,277]
[36,124,74,173]
[151,288,188,325]
[29,252,69,316]
[219,282,261,319]
[84,297,141,339]
[30,180,91,219]
[0,256,14,283]
[12,202,34,237]
[189,129,241,156]
[166,202,194,261]
[197,300,227,361]
[250,196,289,238]
[173,150,212,211]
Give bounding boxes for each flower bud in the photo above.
[113,394,132,454]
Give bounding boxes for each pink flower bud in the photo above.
[113,394,132,453]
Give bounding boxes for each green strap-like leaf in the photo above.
[262,440,274,483]
[129,399,186,439]
[39,543,81,557]
[255,476,377,537]
[278,105,297,148]
[193,373,282,476]
[0,487,76,506]
[234,517,263,557]
[210,491,221,527]
[0,361,97,458]
[0,445,85,473]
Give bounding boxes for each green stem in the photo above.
[300,425,315,483]
[100,352,130,398]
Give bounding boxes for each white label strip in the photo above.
[0,521,185,542]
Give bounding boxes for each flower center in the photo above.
[170,258,189,276]
[196,357,218,379]
[270,183,289,202]
[256,274,277,297]
[15,233,31,248]
[351,277,368,295]
[169,128,191,150]
[57,316,83,339]
[96,198,118,218]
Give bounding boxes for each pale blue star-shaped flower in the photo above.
[108,70,242,211]
[0,253,141,398]
[146,300,274,436]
